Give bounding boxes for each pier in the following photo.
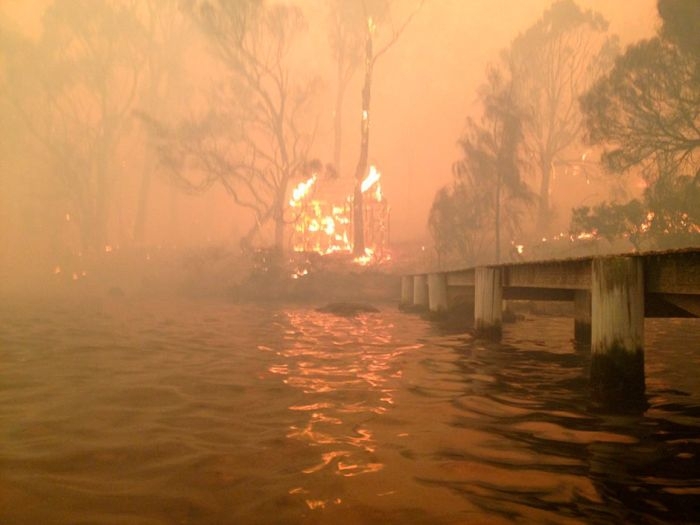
[400,249,700,407]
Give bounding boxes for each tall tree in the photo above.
[350,0,423,256]
[582,38,699,182]
[0,0,146,252]
[430,68,533,266]
[149,0,318,253]
[574,0,700,250]
[507,0,617,235]
[658,0,700,62]
[131,0,194,245]
[326,0,364,179]
[428,183,491,268]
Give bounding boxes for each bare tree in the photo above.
[326,1,364,180]
[150,0,318,254]
[347,0,424,256]
[506,0,617,236]
[1,0,146,252]
[131,0,195,245]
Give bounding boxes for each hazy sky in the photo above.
[1,0,659,247]
[354,0,659,241]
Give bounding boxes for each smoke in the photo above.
[0,0,658,297]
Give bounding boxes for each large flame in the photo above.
[290,175,317,207]
[288,165,389,263]
[360,165,381,193]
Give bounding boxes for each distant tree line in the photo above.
[429,0,617,266]
[0,0,421,262]
[571,0,700,251]
[429,0,699,268]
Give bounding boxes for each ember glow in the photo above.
[289,175,317,206]
[288,165,389,262]
[360,165,381,194]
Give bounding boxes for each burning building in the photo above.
[287,165,389,261]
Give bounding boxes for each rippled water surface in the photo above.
[1,296,699,524]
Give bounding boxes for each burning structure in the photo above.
[288,165,389,262]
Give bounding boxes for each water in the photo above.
[1,296,699,524]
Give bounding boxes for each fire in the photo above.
[361,165,381,193]
[290,175,317,206]
[288,165,389,263]
[321,216,335,236]
[353,248,374,266]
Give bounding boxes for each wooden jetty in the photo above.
[400,249,700,407]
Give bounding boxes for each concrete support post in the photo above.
[413,275,428,309]
[574,290,592,344]
[591,256,645,408]
[400,276,414,307]
[428,273,448,314]
[474,267,503,339]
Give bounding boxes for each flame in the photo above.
[361,165,380,193]
[290,175,317,206]
[353,248,375,266]
[291,268,308,279]
[288,165,389,263]
[321,216,335,236]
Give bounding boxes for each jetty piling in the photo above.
[590,256,645,405]
[400,276,413,307]
[412,274,428,309]
[428,273,448,314]
[399,250,699,407]
[474,267,503,339]
[574,290,592,344]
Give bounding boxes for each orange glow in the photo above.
[289,175,317,206]
[288,165,389,261]
[353,248,374,266]
[360,165,381,193]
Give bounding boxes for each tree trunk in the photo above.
[95,138,110,251]
[495,172,502,264]
[352,31,373,257]
[333,54,346,177]
[537,158,552,236]
[133,168,152,245]
[273,189,286,254]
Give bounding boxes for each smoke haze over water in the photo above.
[0,0,658,292]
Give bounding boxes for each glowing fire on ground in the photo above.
[288,165,389,264]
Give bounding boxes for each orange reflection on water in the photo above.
[267,309,403,486]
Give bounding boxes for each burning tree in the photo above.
[341,0,423,256]
[287,164,389,262]
[146,0,319,254]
